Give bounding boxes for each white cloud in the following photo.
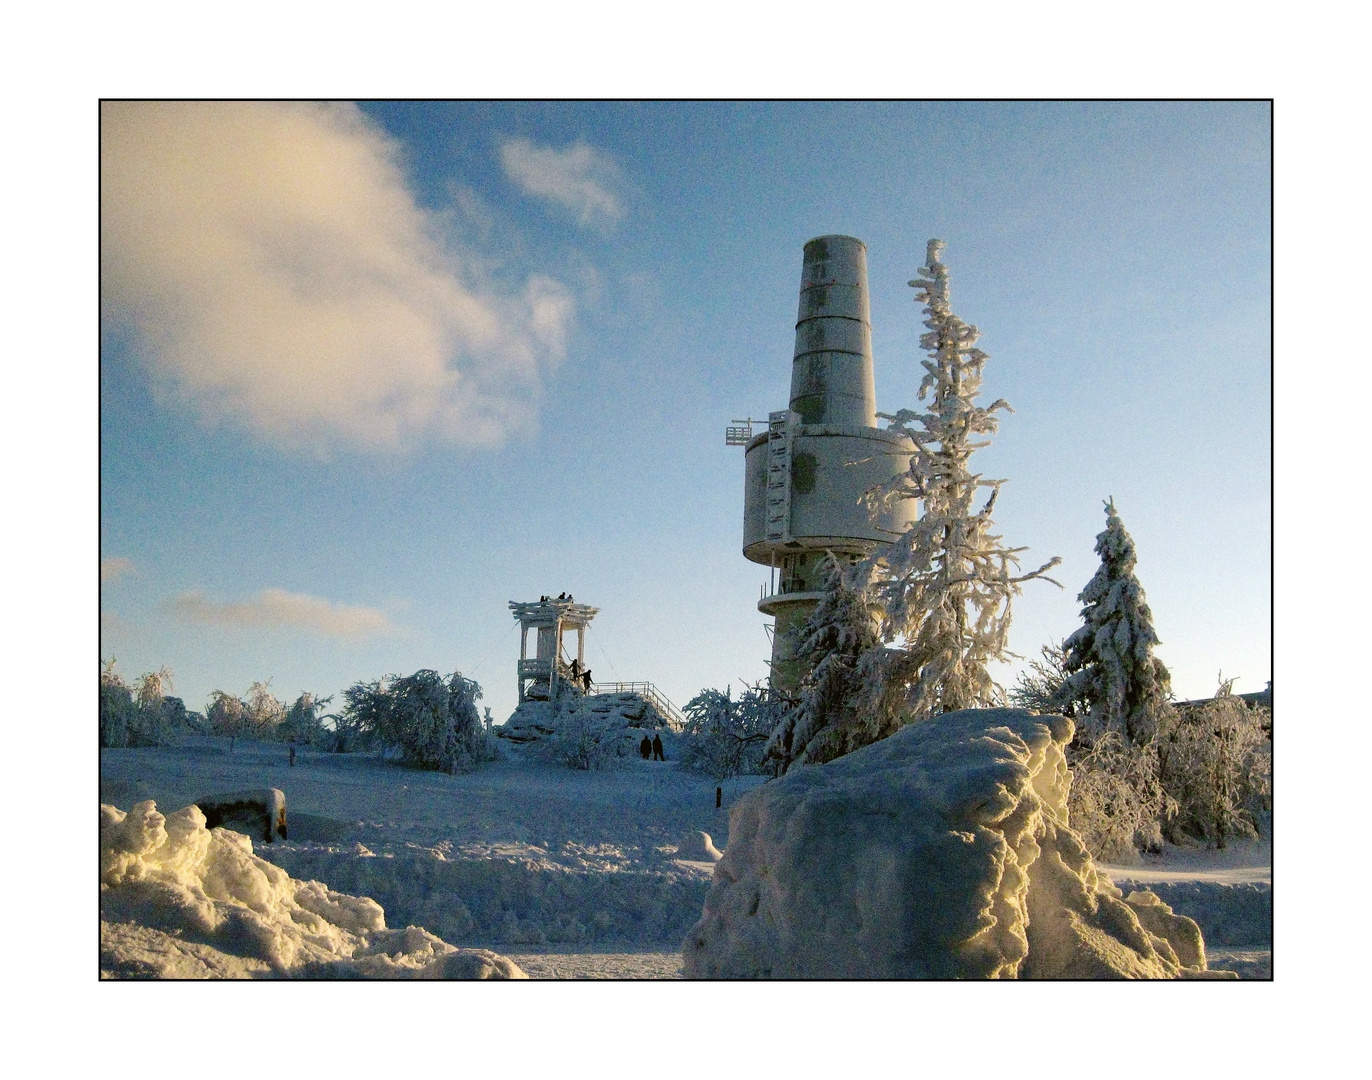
[170,588,396,641]
[498,137,625,227]
[101,102,575,456]
[101,556,134,583]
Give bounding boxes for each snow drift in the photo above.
[682,708,1231,979]
[676,830,723,862]
[100,800,526,979]
[264,840,715,949]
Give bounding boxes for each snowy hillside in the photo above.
[100,734,1269,978]
[100,736,761,967]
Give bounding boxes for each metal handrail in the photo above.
[588,681,685,729]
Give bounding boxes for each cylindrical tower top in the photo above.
[790,235,876,427]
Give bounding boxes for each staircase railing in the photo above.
[588,681,686,729]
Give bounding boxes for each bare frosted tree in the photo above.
[868,239,1060,722]
[1057,498,1171,745]
[684,682,788,780]
[1009,642,1072,715]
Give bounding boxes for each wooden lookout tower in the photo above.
[510,597,600,703]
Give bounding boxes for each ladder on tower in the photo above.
[765,410,795,543]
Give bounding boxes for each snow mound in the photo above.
[500,690,675,749]
[682,709,1232,979]
[676,830,723,862]
[1102,878,1271,947]
[100,801,526,979]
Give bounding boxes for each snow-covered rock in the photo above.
[682,708,1231,979]
[676,830,723,862]
[499,690,675,752]
[100,800,526,979]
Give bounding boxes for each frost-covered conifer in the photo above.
[868,240,1060,722]
[1058,499,1171,745]
[767,554,894,771]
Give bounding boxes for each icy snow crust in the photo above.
[683,708,1230,979]
[100,800,527,979]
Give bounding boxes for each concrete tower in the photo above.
[741,236,916,692]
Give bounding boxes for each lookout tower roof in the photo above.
[509,599,599,627]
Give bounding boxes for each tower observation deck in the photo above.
[740,236,916,691]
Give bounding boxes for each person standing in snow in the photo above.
[640,734,652,759]
[288,740,296,767]
[652,733,664,761]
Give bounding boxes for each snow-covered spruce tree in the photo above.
[1057,498,1171,746]
[765,554,895,772]
[867,239,1060,723]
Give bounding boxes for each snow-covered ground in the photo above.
[100,735,1270,978]
[1100,834,1272,979]
[100,736,761,976]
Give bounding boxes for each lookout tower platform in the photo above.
[510,597,599,703]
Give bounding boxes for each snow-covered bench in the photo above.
[194,788,287,843]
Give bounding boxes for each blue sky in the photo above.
[99,100,1270,723]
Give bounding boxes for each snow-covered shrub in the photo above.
[545,699,631,770]
[680,683,786,780]
[206,689,250,739]
[99,661,174,747]
[766,555,895,772]
[242,681,287,739]
[280,692,334,747]
[1058,500,1172,745]
[341,669,498,773]
[159,696,209,735]
[1066,730,1172,861]
[865,240,1060,723]
[1158,689,1272,849]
